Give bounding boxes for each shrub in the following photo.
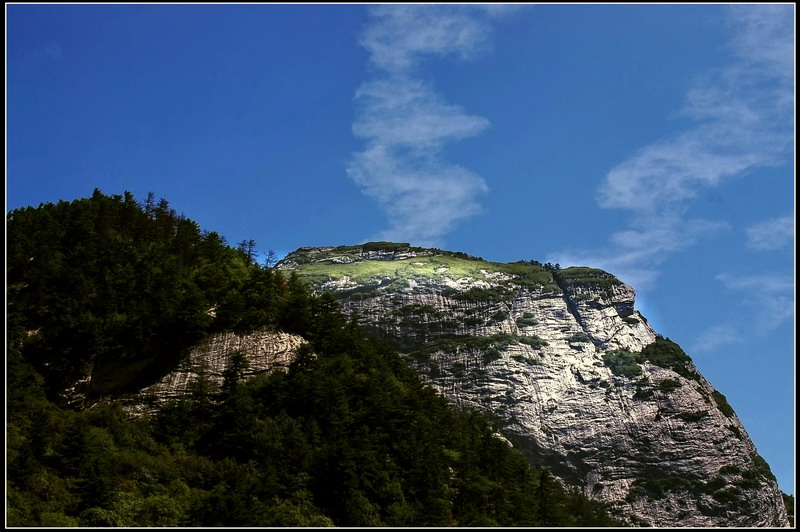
[511,354,539,365]
[453,287,512,303]
[677,411,709,422]
[752,454,777,481]
[719,465,741,476]
[603,350,642,378]
[490,311,509,322]
[726,425,743,440]
[633,387,654,400]
[639,338,698,380]
[711,390,735,417]
[657,379,682,393]
[517,336,548,349]
[361,241,410,252]
[568,332,591,343]
[482,349,502,365]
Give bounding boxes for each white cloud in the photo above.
[551,5,793,289]
[353,79,489,149]
[716,272,795,332]
[359,5,493,74]
[349,5,495,246]
[692,270,793,354]
[549,218,729,289]
[692,324,743,353]
[598,4,792,217]
[347,145,488,245]
[745,216,794,250]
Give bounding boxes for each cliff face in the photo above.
[278,243,789,527]
[123,329,305,416]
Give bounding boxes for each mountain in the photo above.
[277,242,789,527]
[7,192,625,527]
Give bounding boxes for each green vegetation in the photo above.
[568,332,591,343]
[602,349,642,378]
[598,338,701,385]
[751,454,777,482]
[511,354,541,366]
[677,411,709,423]
[711,390,735,417]
[7,191,620,527]
[6,189,310,398]
[490,261,560,292]
[553,267,622,297]
[627,476,695,501]
[657,378,682,393]
[632,381,654,400]
[726,425,743,440]
[638,336,699,381]
[490,310,509,322]
[516,313,539,327]
[286,248,562,297]
[454,286,512,303]
[413,333,548,359]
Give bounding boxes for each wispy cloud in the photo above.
[348,5,497,246]
[551,218,730,290]
[359,5,493,74]
[716,272,795,332]
[692,324,743,353]
[745,215,794,250]
[692,270,793,353]
[550,5,793,288]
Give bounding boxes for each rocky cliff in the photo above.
[122,329,305,416]
[277,242,789,527]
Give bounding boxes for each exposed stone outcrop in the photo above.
[123,328,305,416]
[279,244,789,528]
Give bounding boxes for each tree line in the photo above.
[7,190,621,526]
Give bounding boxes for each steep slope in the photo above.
[122,328,306,416]
[279,242,789,527]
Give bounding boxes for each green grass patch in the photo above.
[286,248,566,296]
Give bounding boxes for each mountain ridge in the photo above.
[7,193,789,526]
[277,242,789,527]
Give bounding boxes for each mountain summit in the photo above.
[278,242,789,527]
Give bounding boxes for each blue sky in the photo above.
[6,4,794,494]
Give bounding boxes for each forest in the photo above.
[7,190,621,526]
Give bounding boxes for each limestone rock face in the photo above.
[279,244,789,528]
[124,329,305,416]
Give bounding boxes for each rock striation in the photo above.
[123,329,305,416]
[278,243,789,528]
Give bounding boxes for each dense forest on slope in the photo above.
[7,191,620,526]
